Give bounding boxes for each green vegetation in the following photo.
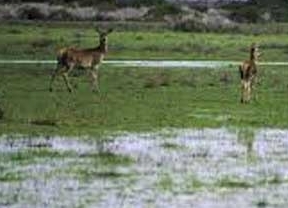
[237,128,255,154]
[0,171,24,182]
[216,176,253,189]
[157,174,174,191]
[224,0,288,22]
[0,148,75,181]
[1,23,288,60]
[1,63,288,135]
[0,23,288,136]
[79,152,134,166]
[185,175,206,191]
[68,151,134,180]
[0,149,75,164]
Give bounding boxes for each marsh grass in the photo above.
[0,149,75,164]
[79,152,134,166]
[237,128,255,155]
[68,152,134,181]
[161,142,184,150]
[185,175,206,191]
[0,171,24,182]
[157,174,174,191]
[216,176,253,189]
[73,168,129,180]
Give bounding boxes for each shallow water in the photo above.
[1,59,288,68]
[1,128,288,208]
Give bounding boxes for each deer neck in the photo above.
[249,49,256,63]
[97,39,108,54]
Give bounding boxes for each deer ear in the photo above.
[95,27,103,34]
[107,28,114,34]
[251,42,257,49]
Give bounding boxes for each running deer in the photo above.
[239,43,261,103]
[49,28,113,93]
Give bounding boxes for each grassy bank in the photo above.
[1,63,288,136]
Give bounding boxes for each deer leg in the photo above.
[240,80,246,103]
[49,64,66,92]
[62,73,73,93]
[251,77,258,102]
[247,81,252,102]
[49,71,57,92]
[241,80,250,103]
[88,66,100,93]
[62,72,73,93]
[61,65,76,93]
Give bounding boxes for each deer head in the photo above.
[94,27,113,53]
[250,43,261,61]
[96,28,113,44]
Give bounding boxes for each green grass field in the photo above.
[1,63,288,136]
[1,23,288,136]
[1,22,288,61]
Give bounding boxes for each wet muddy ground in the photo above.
[1,128,288,208]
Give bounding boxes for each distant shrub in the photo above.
[67,7,98,21]
[116,0,166,7]
[96,7,148,21]
[16,3,49,20]
[49,7,75,21]
[172,9,238,32]
[146,3,182,20]
[0,5,17,20]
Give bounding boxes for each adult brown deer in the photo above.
[49,28,113,93]
[239,43,261,103]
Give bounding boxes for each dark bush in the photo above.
[48,7,74,21]
[116,0,166,7]
[146,3,182,20]
[17,4,48,20]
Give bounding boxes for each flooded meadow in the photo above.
[1,128,288,208]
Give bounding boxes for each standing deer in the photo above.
[49,28,113,93]
[239,43,261,103]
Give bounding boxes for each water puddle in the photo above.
[1,128,288,208]
[1,59,288,68]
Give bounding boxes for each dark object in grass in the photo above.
[256,200,268,207]
[27,142,52,148]
[219,72,232,84]
[0,107,3,120]
[144,73,171,88]
[30,119,57,126]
